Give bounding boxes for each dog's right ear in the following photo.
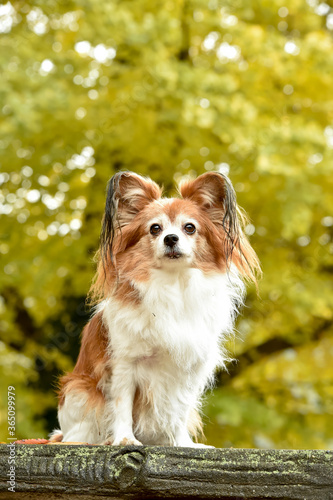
[100,171,161,268]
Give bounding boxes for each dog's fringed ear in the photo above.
[179,171,239,236]
[180,172,260,283]
[100,171,161,269]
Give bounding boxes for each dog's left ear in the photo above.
[179,171,238,236]
[180,172,261,282]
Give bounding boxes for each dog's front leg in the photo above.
[104,359,142,446]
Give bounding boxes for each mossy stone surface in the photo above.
[0,445,332,499]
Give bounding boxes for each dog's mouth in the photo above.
[164,249,182,259]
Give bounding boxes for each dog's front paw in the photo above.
[176,440,215,448]
[103,438,113,445]
[104,436,143,446]
[191,442,215,449]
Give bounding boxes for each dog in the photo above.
[50,171,260,447]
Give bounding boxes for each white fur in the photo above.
[147,211,199,265]
[58,266,244,446]
[59,393,102,443]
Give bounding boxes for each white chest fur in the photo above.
[100,268,244,445]
[102,268,244,370]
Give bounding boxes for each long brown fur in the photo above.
[58,312,110,413]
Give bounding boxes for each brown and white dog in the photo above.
[50,171,260,447]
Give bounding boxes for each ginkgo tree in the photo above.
[0,0,332,448]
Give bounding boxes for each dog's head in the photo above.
[90,171,260,301]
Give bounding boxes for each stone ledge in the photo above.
[0,444,332,499]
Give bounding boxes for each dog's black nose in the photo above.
[164,234,179,247]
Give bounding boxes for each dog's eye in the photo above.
[150,224,162,236]
[184,223,196,235]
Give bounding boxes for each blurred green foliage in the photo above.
[0,0,332,448]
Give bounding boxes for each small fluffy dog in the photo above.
[50,171,260,447]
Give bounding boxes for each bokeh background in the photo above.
[1,0,333,449]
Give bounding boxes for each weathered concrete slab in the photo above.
[0,444,332,499]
